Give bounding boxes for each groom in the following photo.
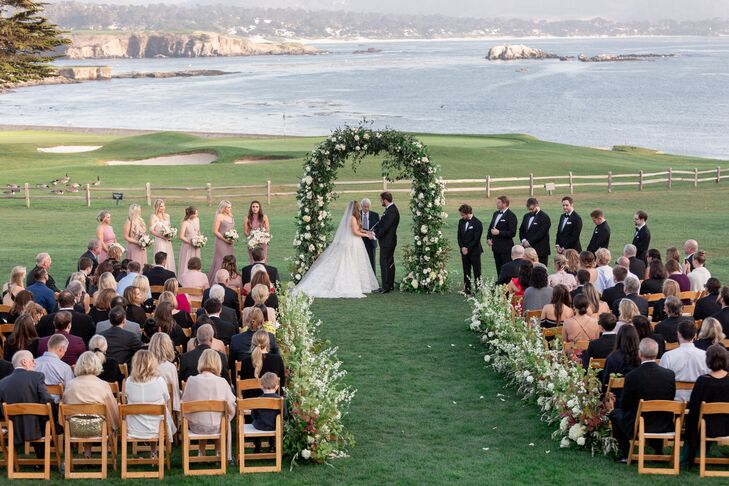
[373,191,400,293]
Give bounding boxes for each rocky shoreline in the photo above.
[9,68,235,89]
[486,44,675,62]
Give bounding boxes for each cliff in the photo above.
[61,32,319,59]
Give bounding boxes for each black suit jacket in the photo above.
[632,225,651,262]
[629,257,646,280]
[487,209,517,254]
[241,263,280,287]
[374,204,400,249]
[618,362,676,435]
[179,344,229,384]
[496,258,524,285]
[37,309,96,346]
[229,330,279,368]
[0,360,13,381]
[196,305,238,328]
[654,316,681,343]
[79,250,99,275]
[203,285,240,317]
[613,293,649,317]
[601,283,625,305]
[208,316,236,345]
[0,369,54,444]
[457,216,483,256]
[100,326,143,364]
[711,307,729,338]
[519,210,551,258]
[143,266,177,292]
[694,293,721,321]
[555,211,583,251]
[587,220,611,254]
[582,333,617,368]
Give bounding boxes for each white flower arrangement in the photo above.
[247,228,271,250]
[162,226,178,239]
[223,228,239,243]
[191,234,208,248]
[136,234,152,249]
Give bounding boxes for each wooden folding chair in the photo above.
[0,323,14,344]
[564,339,589,353]
[675,381,694,393]
[679,290,700,303]
[3,402,61,480]
[119,404,168,479]
[236,378,261,399]
[150,285,165,296]
[722,338,729,348]
[119,363,129,379]
[107,381,122,403]
[698,401,729,477]
[627,399,686,475]
[180,400,228,476]
[237,397,284,473]
[588,358,606,371]
[541,326,563,350]
[59,403,117,478]
[183,327,192,338]
[665,342,679,351]
[695,319,703,330]
[525,310,541,324]
[46,383,64,402]
[606,376,625,398]
[643,293,664,303]
[682,305,695,316]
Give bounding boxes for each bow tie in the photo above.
[498,211,504,215]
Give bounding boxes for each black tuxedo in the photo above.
[100,326,143,364]
[555,211,583,252]
[487,209,517,274]
[519,210,551,264]
[601,282,625,305]
[458,216,484,293]
[26,266,59,293]
[628,257,646,281]
[374,203,400,291]
[496,258,524,285]
[229,330,279,368]
[0,369,55,445]
[179,344,229,384]
[143,265,176,294]
[79,250,99,275]
[693,293,721,320]
[710,307,729,338]
[654,316,681,343]
[209,316,236,345]
[582,333,617,369]
[196,305,238,328]
[587,220,611,254]
[37,309,96,346]
[632,225,651,262]
[241,263,280,287]
[203,285,240,317]
[360,210,380,273]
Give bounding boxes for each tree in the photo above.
[0,0,69,87]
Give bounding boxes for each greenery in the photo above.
[0,0,69,87]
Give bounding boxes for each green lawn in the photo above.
[1,129,727,484]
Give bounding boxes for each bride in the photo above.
[294,200,380,298]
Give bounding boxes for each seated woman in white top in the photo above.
[594,248,614,294]
[181,349,236,459]
[688,251,711,292]
[124,350,176,457]
[148,332,181,413]
[548,255,577,291]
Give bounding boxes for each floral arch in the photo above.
[291,123,449,293]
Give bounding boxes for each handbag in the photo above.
[69,415,105,438]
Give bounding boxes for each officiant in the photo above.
[360,198,380,273]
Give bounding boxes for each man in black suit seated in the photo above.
[229,307,279,371]
[586,209,611,254]
[199,299,236,346]
[607,338,676,461]
[359,198,380,274]
[710,285,729,337]
[179,324,229,384]
[602,266,627,304]
[68,256,95,294]
[654,296,684,343]
[0,358,13,380]
[203,270,240,313]
[519,197,551,265]
[623,244,646,281]
[196,284,239,325]
[693,278,722,320]
[100,306,143,364]
[143,252,176,295]
[583,313,619,369]
[496,245,525,285]
[612,276,648,317]
[457,204,484,294]
[631,210,651,264]
[241,246,280,287]
[0,350,56,458]
[487,195,518,276]
[570,269,591,300]
[26,252,59,293]
[79,239,101,275]
[37,291,96,346]
[555,196,583,253]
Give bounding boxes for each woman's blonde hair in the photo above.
[216,200,231,215]
[158,290,177,308]
[197,348,222,375]
[553,254,568,271]
[74,351,103,377]
[129,349,158,383]
[595,248,612,266]
[564,249,580,273]
[582,283,602,314]
[618,299,640,323]
[662,279,680,298]
[24,302,46,323]
[88,334,108,364]
[523,248,538,263]
[246,307,265,331]
[132,275,151,298]
[250,330,270,379]
[698,317,726,344]
[128,204,144,235]
[97,272,117,292]
[94,288,117,310]
[149,332,175,363]
[96,210,110,223]
[8,266,26,288]
[163,278,179,295]
[154,198,165,214]
[107,245,124,261]
[128,203,141,221]
[68,272,87,291]
[251,284,269,306]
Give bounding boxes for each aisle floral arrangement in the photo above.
[276,288,356,464]
[291,122,449,293]
[467,282,617,454]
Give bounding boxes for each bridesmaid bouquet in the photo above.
[247,228,272,250]
[163,226,178,239]
[137,234,152,249]
[224,228,240,243]
[191,234,208,248]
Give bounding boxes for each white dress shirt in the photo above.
[659,343,710,402]
[595,265,614,294]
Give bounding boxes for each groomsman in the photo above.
[360,198,380,273]
[373,192,400,294]
[587,209,611,253]
[519,197,551,265]
[457,204,483,294]
[486,195,517,275]
[632,210,651,263]
[555,196,582,253]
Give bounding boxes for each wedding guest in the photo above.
[540,284,573,328]
[241,330,286,390]
[230,308,279,367]
[178,257,210,291]
[204,272,240,312]
[244,284,277,324]
[582,313,618,369]
[523,266,553,314]
[360,198,380,273]
[712,286,729,337]
[615,299,641,334]
[555,196,582,253]
[694,278,722,320]
[181,349,236,458]
[640,260,667,295]
[651,279,680,322]
[683,239,699,274]
[88,334,122,385]
[632,315,665,358]
[519,197,551,265]
[563,249,580,275]
[35,334,74,400]
[2,314,39,361]
[496,245,525,285]
[602,324,641,390]
[95,210,117,263]
[644,248,662,279]
[586,209,610,254]
[548,255,577,291]
[179,324,228,383]
[24,303,46,329]
[570,270,590,299]
[66,276,91,314]
[594,248,613,294]
[124,203,148,265]
[186,316,226,354]
[523,248,539,265]
[100,305,143,364]
[91,261,114,294]
[457,204,483,294]
[654,296,684,343]
[221,255,243,291]
[506,260,531,298]
[106,244,124,266]
[117,261,142,297]
[562,294,599,343]
[243,269,278,310]
[37,290,95,346]
[201,299,236,345]
[26,268,57,314]
[143,252,176,292]
[616,256,640,283]
[2,266,26,306]
[95,296,141,334]
[178,206,201,274]
[163,278,189,313]
[36,311,86,365]
[79,239,100,275]
[149,332,181,413]
[251,372,283,434]
[666,246,681,267]
[94,272,118,301]
[244,200,270,264]
[123,286,148,325]
[601,266,627,305]
[613,276,648,317]
[132,275,154,311]
[149,199,176,273]
[153,302,187,348]
[687,250,710,292]
[27,252,59,293]
[578,251,598,284]
[666,259,690,292]
[685,345,729,468]
[196,285,238,325]
[623,244,645,280]
[158,291,193,329]
[0,359,12,381]
[631,210,650,263]
[583,283,610,316]
[209,200,236,283]
[694,317,726,351]
[660,318,710,401]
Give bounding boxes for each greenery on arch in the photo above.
[291,123,449,293]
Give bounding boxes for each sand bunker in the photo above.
[106,152,217,166]
[38,145,103,153]
[234,156,293,165]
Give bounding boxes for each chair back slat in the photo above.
[236,378,261,398]
[181,399,227,414]
[60,403,107,418]
[665,342,679,351]
[120,404,166,417]
[675,381,695,391]
[699,401,729,415]
[178,287,204,296]
[638,399,686,414]
[588,358,606,370]
[237,397,283,412]
[46,384,64,396]
[3,402,53,416]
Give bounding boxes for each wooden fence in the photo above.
[3,166,728,208]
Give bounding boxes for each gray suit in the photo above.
[96,319,140,335]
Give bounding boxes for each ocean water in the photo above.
[1,37,728,158]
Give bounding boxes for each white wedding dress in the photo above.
[294,201,380,298]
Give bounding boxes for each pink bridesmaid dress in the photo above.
[247,216,268,264]
[98,225,117,263]
[178,218,201,276]
[152,218,176,273]
[208,217,235,283]
[127,220,148,266]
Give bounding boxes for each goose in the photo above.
[50,178,60,186]
[5,184,19,190]
[59,173,70,184]
[3,189,19,194]
[68,187,79,193]
[36,183,49,189]
[91,176,101,186]
[68,182,81,189]
[50,189,64,195]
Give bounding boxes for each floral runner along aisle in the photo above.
[467,282,617,454]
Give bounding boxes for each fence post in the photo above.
[668,168,673,190]
[267,180,272,205]
[639,170,644,191]
[24,183,30,208]
[145,182,152,206]
[85,184,91,207]
[382,177,388,191]
[694,168,698,188]
[529,173,534,196]
[568,171,574,194]
[717,166,721,184]
[607,171,612,193]
[205,183,212,207]
[486,175,491,199]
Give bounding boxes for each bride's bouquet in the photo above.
[163,226,178,240]
[247,228,271,250]
[137,234,152,249]
[191,233,208,248]
[224,228,240,243]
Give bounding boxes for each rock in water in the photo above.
[486,45,559,61]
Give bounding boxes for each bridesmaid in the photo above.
[124,203,148,266]
[208,200,235,283]
[244,200,270,264]
[150,198,176,273]
[178,206,201,276]
[96,210,117,263]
